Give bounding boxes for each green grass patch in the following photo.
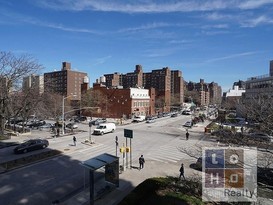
[118,176,252,205]
[118,177,205,205]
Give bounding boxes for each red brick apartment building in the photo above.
[91,83,155,119]
[186,79,222,106]
[103,65,184,113]
[44,62,89,100]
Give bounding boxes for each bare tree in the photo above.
[36,92,63,120]
[239,93,273,135]
[171,93,182,107]
[0,51,42,135]
[155,95,165,111]
[184,90,201,105]
[80,89,108,117]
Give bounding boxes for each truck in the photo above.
[132,115,146,123]
[93,123,116,135]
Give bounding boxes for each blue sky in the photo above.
[1,0,273,92]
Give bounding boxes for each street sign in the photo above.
[124,129,133,138]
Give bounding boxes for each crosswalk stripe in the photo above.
[151,155,179,162]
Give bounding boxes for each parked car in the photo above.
[14,139,49,154]
[182,110,191,115]
[157,113,163,118]
[183,121,192,128]
[28,120,46,129]
[91,118,107,125]
[146,117,156,123]
[195,157,202,171]
[132,116,146,123]
[39,123,53,130]
[66,123,78,129]
[171,113,178,117]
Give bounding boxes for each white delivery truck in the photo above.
[93,123,116,135]
[132,115,146,122]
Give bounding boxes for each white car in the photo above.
[183,121,192,128]
[66,123,78,129]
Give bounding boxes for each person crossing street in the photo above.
[139,155,145,170]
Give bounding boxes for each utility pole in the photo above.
[89,121,92,143]
[115,136,118,156]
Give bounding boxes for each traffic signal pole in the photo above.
[130,138,132,168]
[126,137,128,168]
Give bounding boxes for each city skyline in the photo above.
[1,0,273,92]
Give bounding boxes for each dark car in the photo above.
[146,117,156,123]
[28,120,46,129]
[195,157,202,171]
[14,139,49,154]
[182,110,191,115]
[66,123,78,129]
[91,118,107,125]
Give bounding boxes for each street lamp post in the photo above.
[62,94,76,135]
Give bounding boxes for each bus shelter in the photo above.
[81,153,119,205]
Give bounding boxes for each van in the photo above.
[132,115,146,123]
[93,123,116,135]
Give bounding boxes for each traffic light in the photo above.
[120,147,125,153]
[126,147,130,152]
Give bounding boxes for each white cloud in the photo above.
[44,23,100,34]
[118,22,171,33]
[205,12,234,21]
[239,0,273,9]
[201,24,229,29]
[240,15,273,27]
[168,40,192,44]
[143,48,176,58]
[1,9,101,34]
[205,51,258,63]
[93,55,112,66]
[35,0,273,13]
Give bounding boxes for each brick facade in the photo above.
[44,62,88,100]
[92,84,155,118]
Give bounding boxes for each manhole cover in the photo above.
[64,148,70,151]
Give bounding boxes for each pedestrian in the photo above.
[73,136,77,146]
[186,131,189,140]
[179,163,185,180]
[139,155,145,170]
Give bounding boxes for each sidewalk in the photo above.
[63,159,200,205]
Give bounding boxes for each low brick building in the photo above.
[92,84,155,119]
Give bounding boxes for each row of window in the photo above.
[246,80,273,89]
[131,93,149,97]
[133,101,149,107]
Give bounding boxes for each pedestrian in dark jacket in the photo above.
[139,155,145,170]
[73,136,77,146]
[179,163,185,180]
[186,131,189,140]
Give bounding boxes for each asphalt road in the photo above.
[0,114,213,205]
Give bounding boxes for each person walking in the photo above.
[179,163,185,180]
[73,136,77,146]
[186,131,189,140]
[139,155,145,170]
